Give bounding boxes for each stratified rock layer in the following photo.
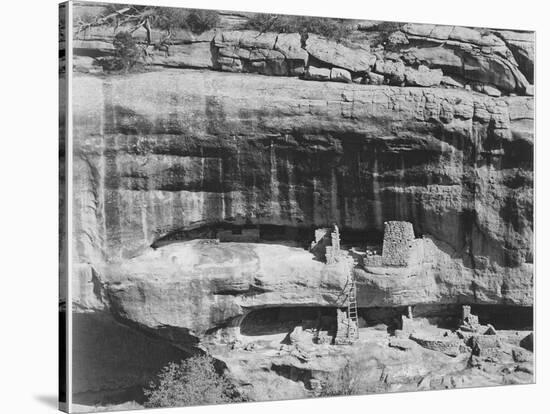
[73,69,533,269]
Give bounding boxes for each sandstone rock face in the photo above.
[149,43,214,69]
[73,21,533,96]
[70,68,533,354]
[398,25,533,94]
[493,30,534,84]
[402,24,505,47]
[72,70,533,268]
[92,241,349,347]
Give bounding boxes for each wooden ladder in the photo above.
[346,260,359,341]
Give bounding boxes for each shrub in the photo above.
[99,31,143,72]
[320,358,368,396]
[184,9,220,34]
[244,14,354,41]
[143,355,238,408]
[148,7,219,34]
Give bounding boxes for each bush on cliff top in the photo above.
[96,31,144,73]
[150,7,219,34]
[144,355,241,408]
[244,13,354,41]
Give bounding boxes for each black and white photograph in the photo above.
[58,1,536,412]
[4,0,549,413]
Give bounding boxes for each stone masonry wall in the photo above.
[382,221,415,267]
[217,229,260,242]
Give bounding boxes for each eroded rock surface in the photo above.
[72,70,533,267]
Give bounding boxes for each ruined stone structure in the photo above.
[217,228,260,242]
[460,305,481,332]
[309,228,332,261]
[314,228,331,245]
[334,308,358,345]
[382,221,415,266]
[326,225,342,264]
[361,221,425,268]
[310,225,347,264]
[400,309,422,334]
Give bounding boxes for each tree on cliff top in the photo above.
[76,5,219,40]
[144,355,240,407]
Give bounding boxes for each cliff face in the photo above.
[73,69,533,263]
[71,68,533,344]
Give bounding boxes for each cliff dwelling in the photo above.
[239,307,336,340]
[64,3,534,409]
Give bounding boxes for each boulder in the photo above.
[471,335,502,359]
[481,85,502,97]
[512,347,533,363]
[330,67,352,83]
[389,338,414,351]
[441,75,464,88]
[366,71,385,85]
[404,65,443,87]
[374,59,405,85]
[275,33,309,63]
[305,34,376,72]
[217,56,243,72]
[304,66,331,81]
[402,46,464,71]
[520,332,533,351]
